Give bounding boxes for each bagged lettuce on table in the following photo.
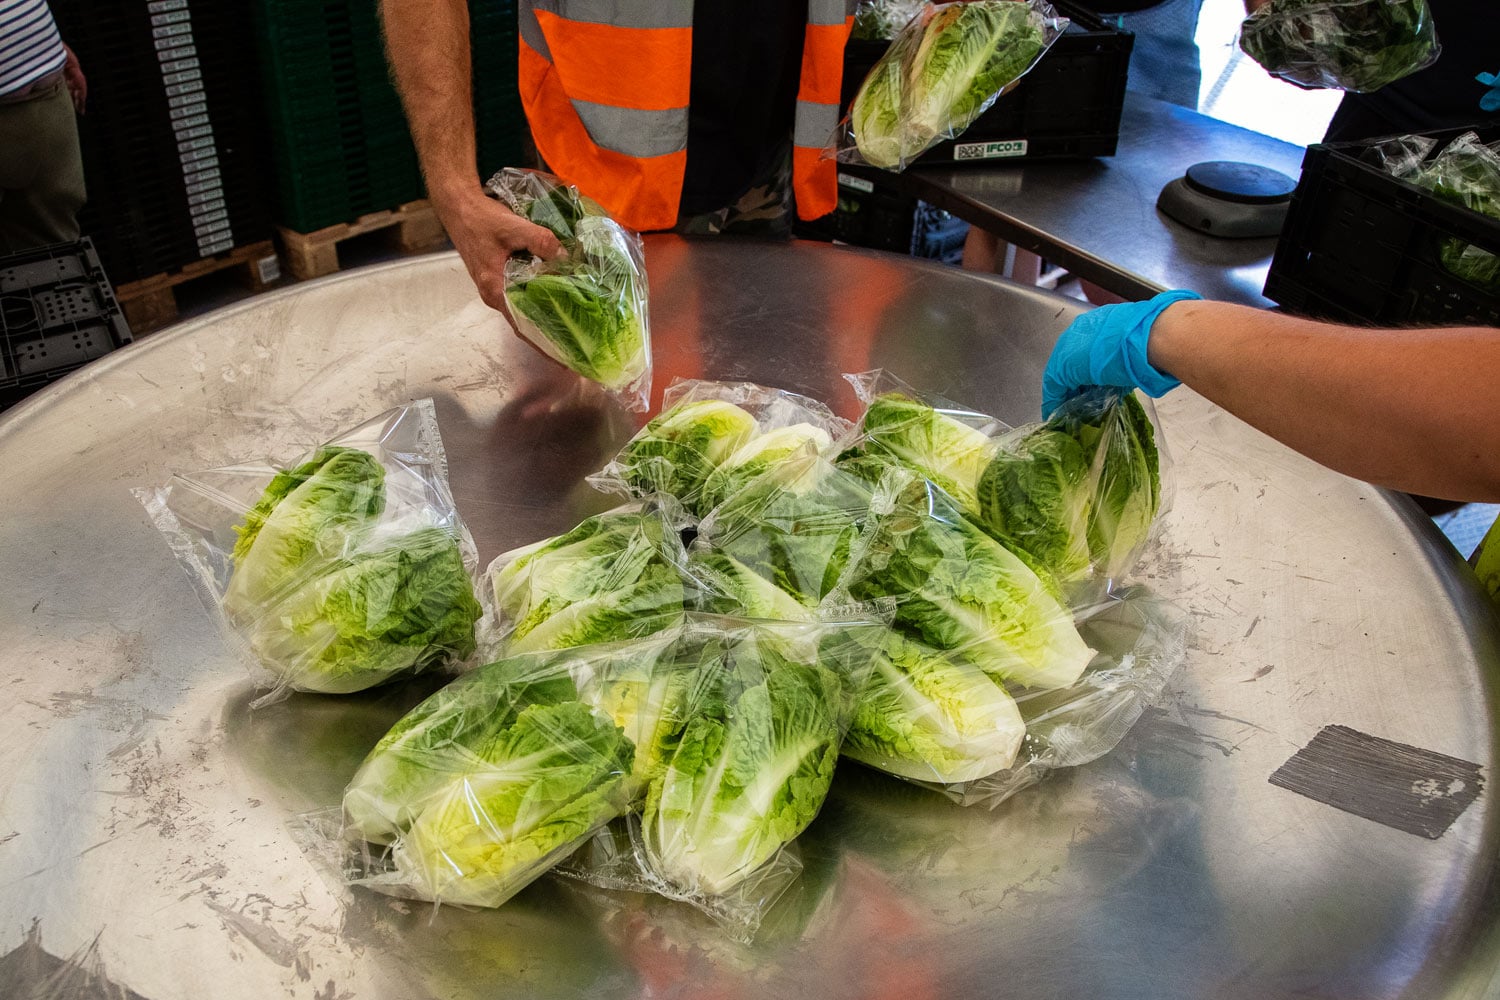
[340,638,691,906]
[554,616,886,941]
[836,591,1187,806]
[589,378,853,518]
[844,371,1168,591]
[1237,0,1439,92]
[137,400,482,704]
[832,0,1068,171]
[487,168,652,410]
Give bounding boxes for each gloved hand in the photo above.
[1041,289,1201,418]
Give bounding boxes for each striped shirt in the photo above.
[0,0,65,97]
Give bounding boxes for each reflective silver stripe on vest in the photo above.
[524,0,692,29]
[792,99,840,150]
[518,3,551,61]
[807,0,849,26]
[573,100,688,159]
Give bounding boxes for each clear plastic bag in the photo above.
[1237,0,1439,93]
[553,615,887,942]
[484,497,696,656]
[851,0,928,41]
[844,370,1172,596]
[831,0,1069,171]
[588,378,855,518]
[486,168,653,411]
[340,638,676,907]
[1406,133,1500,293]
[839,587,1188,806]
[693,446,883,612]
[136,400,483,706]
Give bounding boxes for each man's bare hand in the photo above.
[62,44,86,115]
[435,190,563,321]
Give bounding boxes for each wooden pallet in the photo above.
[115,240,281,335]
[276,199,447,281]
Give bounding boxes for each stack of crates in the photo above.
[471,0,525,181]
[0,239,133,411]
[251,0,526,235]
[51,1,274,285]
[250,0,424,234]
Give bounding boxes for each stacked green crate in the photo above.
[252,0,424,233]
[470,0,525,178]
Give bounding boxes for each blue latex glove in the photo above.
[1041,289,1202,419]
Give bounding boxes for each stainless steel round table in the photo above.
[2,237,1498,1000]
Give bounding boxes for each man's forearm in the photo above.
[1150,300,1500,501]
[380,0,479,211]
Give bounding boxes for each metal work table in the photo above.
[2,238,1498,999]
[906,91,1309,305]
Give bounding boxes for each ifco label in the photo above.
[953,139,1029,161]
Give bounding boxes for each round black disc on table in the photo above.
[1183,161,1297,205]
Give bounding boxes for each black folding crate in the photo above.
[840,0,1133,165]
[0,240,133,411]
[1264,133,1500,328]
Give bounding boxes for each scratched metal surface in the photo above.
[1,238,1498,1000]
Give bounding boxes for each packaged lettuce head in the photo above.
[486,168,653,411]
[340,639,686,907]
[546,615,884,941]
[485,497,695,656]
[838,589,1187,806]
[843,370,1171,594]
[1237,0,1439,92]
[136,400,483,706]
[1400,133,1500,294]
[589,379,855,518]
[832,0,1068,171]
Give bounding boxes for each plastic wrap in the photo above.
[1237,0,1439,93]
[839,588,1187,806]
[844,370,1172,594]
[339,638,687,907]
[694,447,883,612]
[588,379,855,517]
[484,498,695,656]
[1406,133,1500,293]
[553,615,887,941]
[486,168,653,410]
[136,400,482,705]
[831,0,1069,171]
[851,0,927,40]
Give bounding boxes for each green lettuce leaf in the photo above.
[843,629,1024,783]
[225,446,386,614]
[394,700,634,906]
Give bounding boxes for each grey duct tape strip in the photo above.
[1269,725,1484,840]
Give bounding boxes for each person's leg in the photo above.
[0,83,86,253]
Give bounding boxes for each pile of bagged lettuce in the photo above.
[142,376,1186,940]
[1362,131,1500,293]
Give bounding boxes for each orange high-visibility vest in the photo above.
[517,0,854,232]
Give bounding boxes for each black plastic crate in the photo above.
[840,0,1132,165]
[1264,132,1500,328]
[797,164,923,253]
[0,240,133,411]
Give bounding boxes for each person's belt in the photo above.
[0,67,66,106]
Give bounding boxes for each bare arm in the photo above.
[1149,300,1500,501]
[379,0,559,313]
